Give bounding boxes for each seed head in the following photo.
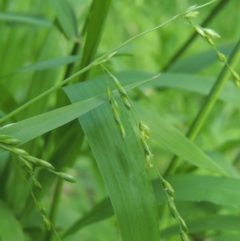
[21,158,33,173]
[162,180,175,199]
[194,25,205,37]
[121,95,131,110]
[10,148,29,156]
[140,137,153,157]
[107,85,112,103]
[33,179,43,192]
[217,52,227,63]
[203,28,221,39]
[119,123,126,139]
[168,200,179,219]
[56,172,76,183]
[180,231,189,241]
[184,11,199,18]
[0,135,12,140]
[139,120,150,139]
[113,108,121,125]
[0,138,21,146]
[205,36,215,46]
[23,156,55,170]
[231,69,240,81]
[42,215,52,230]
[178,217,188,233]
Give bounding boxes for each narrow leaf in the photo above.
[15,55,82,72]
[49,0,79,41]
[0,11,51,27]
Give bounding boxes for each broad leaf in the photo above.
[64,79,160,241]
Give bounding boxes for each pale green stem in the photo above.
[44,178,64,241]
[0,1,216,124]
[165,38,240,176]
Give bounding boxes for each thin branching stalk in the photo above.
[0,1,216,124]
[165,37,240,175]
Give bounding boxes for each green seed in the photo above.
[231,69,240,81]
[121,95,131,110]
[140,137,152,156]
[0,138,21,145]
[36,202,46,215]
[139,120,150,139]
[56,172,76,183]
[180,231,189,241]
[162,180,175,199]
[194,25,205,37]
[168,200,179,219]
[111,98,119,110]
[107,85,112,103]
[23,156,55,170]
[184,11,199,18]
[113,108,121,125]
[116,82,127,97]
[119,123,125,139]
[178,217,188,233]
[10,148,29,156]
[0,135,12,140]
[21,158,33,173]
[33,179,43,192]
[234,80,240,89]
[205,36,215,46]
[217,52,227,62]
[203,28,221,39]
[42,215,51,230]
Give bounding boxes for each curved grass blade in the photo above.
[0,96,105,152]
[0,11,51,27]
[15,55,82,72]
[0,199,25,241]
[137,105,227,175]
[49,0,79,41]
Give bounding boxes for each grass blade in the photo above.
[78,0,112,81]
[0,11,51,27]
[15,55,82,72]
[49,0,79,41]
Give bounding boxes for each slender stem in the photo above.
[44,178,64,241]
[0,1,215,124]
[164,38,240,176]
[162,0,229,71]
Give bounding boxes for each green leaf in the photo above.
[168,43,235,73]
[0,96,105,152]
[79,0,112,81]
[15,55,82,72]
[161,215,240,238]
[49,0,79,41]
[0,199,25,241]
[137,105,227,175]
[62,175,240,237]
[63,80,160,241]
[114,71,240,108]
[0,11,51,27]
[0,77,150,152]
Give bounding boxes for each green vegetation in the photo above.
[0,0,240,241]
